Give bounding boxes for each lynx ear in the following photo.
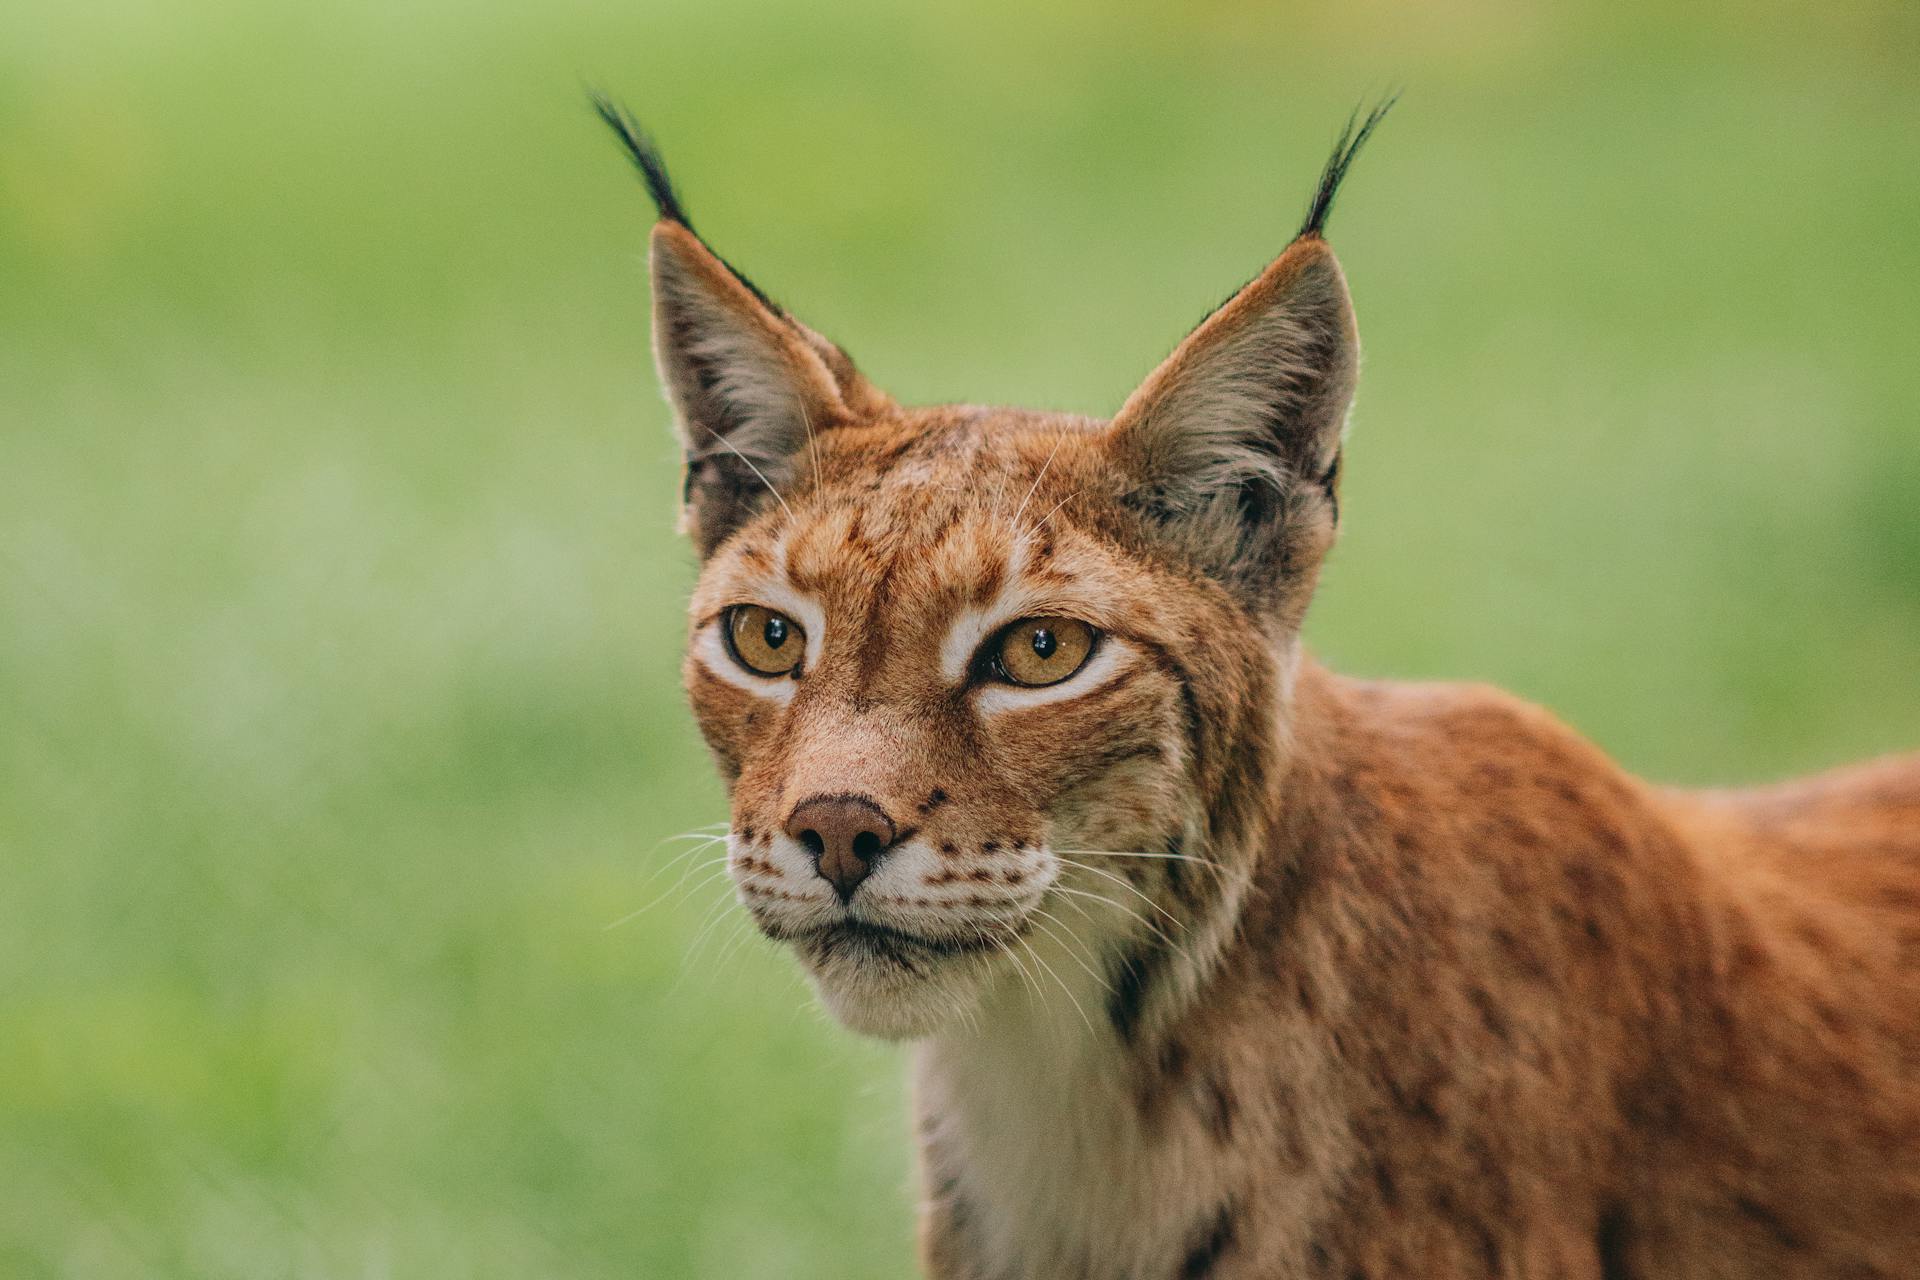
[595,95,890,555]
[650,222,878,554]
[1107,103,1390,618]
[1107,235,1358,615]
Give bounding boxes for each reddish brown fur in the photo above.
[623,162,1920,1278]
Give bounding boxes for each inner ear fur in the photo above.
[1105,235,1359,617]
[649,221,890,555]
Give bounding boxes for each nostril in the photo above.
[783,794,898,899]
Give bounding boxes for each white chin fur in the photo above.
[802,947,993,1041]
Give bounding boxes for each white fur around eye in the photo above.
[693,540,826,700]
[942,606,1015,684]
[941,538,1034,683]
[974,639,1132,714]
[755,549,827,673]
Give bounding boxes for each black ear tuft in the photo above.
[1297,94,1399,240]
[591,92,786,314]
[590,91,694,230]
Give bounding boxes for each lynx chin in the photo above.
[596,96,1920,1279]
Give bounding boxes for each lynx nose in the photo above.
[786,795,898,902]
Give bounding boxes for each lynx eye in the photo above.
[989,617,1096,688]
[724,605,806,677]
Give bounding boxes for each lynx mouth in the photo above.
[766,917,1020,977]
[809,918,1012,960]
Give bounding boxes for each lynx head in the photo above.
[601,97,1389,1039]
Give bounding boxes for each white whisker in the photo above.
[636,836,731,891]
[711,914,763,977]
[1028,908,1113,997]
[1056,845,1229,887]
[1010,432,1068,533]
[1020,933,1095,1037]
[1053,858,1187,933]
[1056,847,1214,864]
[606,856,731,930]
[1027,483,1088,537]
[1047,884,1178,953]
[1000,933,1045,1011]
[790,388,822,487]
[683,883,742,954]
[697,423,794,523]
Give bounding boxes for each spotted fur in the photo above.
[601,104,1920,1278]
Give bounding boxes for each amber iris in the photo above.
[993,617,1096,687]
[726,605,805,677]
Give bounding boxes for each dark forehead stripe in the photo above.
[840,507,870,551]
[789,481,1008,621]
[968,543,1008,608]
[812,409,976,485]
[853,554,906,686]
[815,405,1106,495]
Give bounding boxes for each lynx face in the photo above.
[607,100,1368,1038]
[685,457,1179,1035]
[687,417,1225,1037]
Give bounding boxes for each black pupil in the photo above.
[1029,627,1057,660]
[763,615,789,650]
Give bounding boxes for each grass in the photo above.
[2,0,1916,1274]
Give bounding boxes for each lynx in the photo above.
[595,97,1920,1278]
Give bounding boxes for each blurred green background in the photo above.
[3,0,1916,1274]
